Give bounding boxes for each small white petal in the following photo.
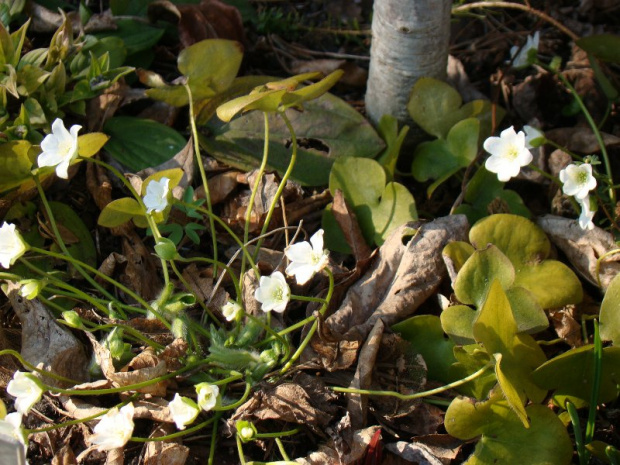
[221,301,243,321]
[195,383,219,412]
[90,403,135,451]
[284,229,329,285]
[0,223,28,269]
[38,118,81,179]
[254,271,290,313]
[559,163,597,200]
[578,196,595,230]
[483,126,533,182]
[7,371,43,414]
[143,177,170,214]
[169,394,200,430]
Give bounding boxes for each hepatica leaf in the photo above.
[324,157,416,252]
[445,392,572,465]
[600,272,620,345]
[204,93,385,186]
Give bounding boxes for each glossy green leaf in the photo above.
[326,157,417,249]
[577,34,620,63]
[408,77,463,139]
[392,315,456,383]
[600,272,620,344]
[473,280,547,425]
[532,345,620,405]
[97,197,144,228]
[441,304,477,346]
[445,393,572,465]
[103,117,187,172]
[469,214,582,309]
[442,241,475,275]
[204,92,385,186]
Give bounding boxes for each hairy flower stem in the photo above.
[332,362,493,400]
[28,246,170,329]
[254,111,298,259]
[241,112,270,277]
[33,174,116,302]
[279,268,334,374]
[185,83,219,276]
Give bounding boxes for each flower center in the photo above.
[506,146,519,160]
[59,139,73,157]
[576,171,588,185]
[272,287,284,301]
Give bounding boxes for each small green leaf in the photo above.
[103,117,187,172]
[0,140,34,193]
[445,393,573,465]
[600,273,620,344]
[392,315,456,383]
[408,77,464,139]
[154,237,178,260]
[449,345,496,399]
[441,304,477,346]
[442,241,475,275]
[98,197,143,228]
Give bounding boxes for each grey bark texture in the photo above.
[365,0,452,126]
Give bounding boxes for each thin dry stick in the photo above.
[453,2,580,41]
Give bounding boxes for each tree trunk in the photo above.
[365,0,452,127]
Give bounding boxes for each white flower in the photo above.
[0,223,28,269]
[143,177,170,214]
[510,31,540,69]
[240,426,255,441]
[221,301,243,322]
[19,279,44,300]
[285,229,329,285]
[578,196,595,231]
[254,271,290,313]
[168,394,200,430]
[38,118,81,179]
[523,125,545,149]
[483,126,533,182]
[559,163,597,200]
[7,371,44,414]
[90,403,135,451]
[195,383,219,412]
[0,412,27,449]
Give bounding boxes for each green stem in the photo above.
[241,111,271,277]
[185,83,218,277]
[208,412,222,465]
[255,428,299,439]
[548,65,615,203]
[567,400,588,465]
[130,417,216,443]
[275,438,291,461]
[595,248,620,288]
[236,434,247,465]
[290,294,327,304]
[254,111,298,257]
[586,320,602,444]
[280,268,334,374]
[0,349,81,385]
[332,362,493,400]
[214,382,252,411]
[32,174,117,302]
[28,246,170,329]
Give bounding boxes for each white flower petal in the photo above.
[143,177,170,214]
[196,383,219,412]
[284,229,329,284]
[483,126,532,182]
[169,394,200,430]
[38,118,81,179]
[285,241,314,263]
[91,403,135,451]
[0,223,28,269]
[254,271,290,313]
[7,371,43,414]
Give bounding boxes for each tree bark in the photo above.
[365,0,452,127]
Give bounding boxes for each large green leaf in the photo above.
[445,393,572,465]
[532,345,620,405]
[203,92,385,186]
[473,280,547,426]
[392,315,456,383]
[103,117,187,172]
[577,34,620,63]
[600,272,620,344]
[469,214,583,309]
[97,197,144,228]
[325,157,416,250]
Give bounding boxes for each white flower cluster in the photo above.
[254,229,329,313]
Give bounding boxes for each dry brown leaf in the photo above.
[385,434,463,465]
[549,306,583,348]
[105,447,124,465]
[121,230,163,301]
[51,444,78,465]
[4,282,89,386]
[331,189,371,263]
[144,426,189,465]
[231,375,338,435]
[110,349,169,396]
[347,320,384,429]
[537,214,620,290]
[295,425,381,465]
[159,338,189,371]
[546,127,620,154]
[201,171,240,205]
[181,263,228,309]
[327,215,469,341]
[59,396,107,421]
